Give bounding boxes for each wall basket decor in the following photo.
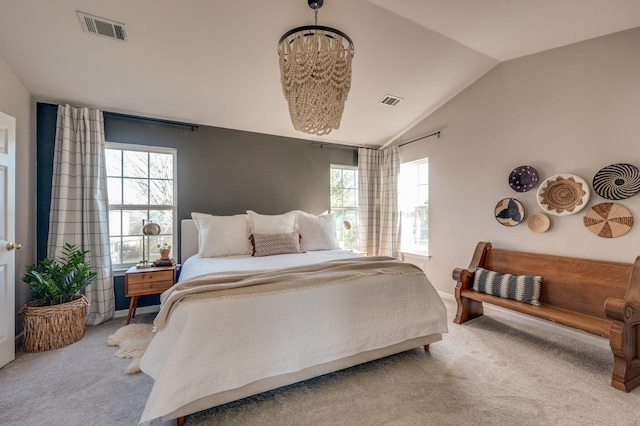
[495,198,525,226]
[592,163,640,200]
[537,174,590,216]
[583,202,633,238]
[509,165,539,193]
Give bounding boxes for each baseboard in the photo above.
[438,291,610,351]
[113,305,160,319]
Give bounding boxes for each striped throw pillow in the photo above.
[472,267,542,306]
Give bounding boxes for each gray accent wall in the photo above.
[37,104,357,310]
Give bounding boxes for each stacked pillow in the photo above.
[191,210,340,258]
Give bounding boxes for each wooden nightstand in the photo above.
[124,265,176,324]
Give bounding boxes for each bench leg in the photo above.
[454,295,484,324]
[606,298,640,392]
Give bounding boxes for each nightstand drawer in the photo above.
[125,270,175,296]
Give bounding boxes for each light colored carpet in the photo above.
[1,298,640,426]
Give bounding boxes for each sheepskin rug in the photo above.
[106,323,155,374]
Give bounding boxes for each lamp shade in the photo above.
[142,221,161,236]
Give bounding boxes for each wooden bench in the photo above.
[453,241,640,392]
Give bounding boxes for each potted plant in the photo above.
[157,242,171,259]
[19,243,97,352]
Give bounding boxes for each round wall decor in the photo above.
[583,202,633,238]
[509,165,539,193]
[592,163,640,200]
[495,198,525,227]
[536,174,590,216]
[526,212,550,233]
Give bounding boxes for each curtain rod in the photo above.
[310,141,360,150]
[103,111,199,131]
[398,131,440,147]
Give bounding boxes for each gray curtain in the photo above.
[48,104,114,325]
[357,146,400,257]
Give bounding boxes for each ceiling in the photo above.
[1,1,639,148]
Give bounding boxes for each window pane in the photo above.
[122,236,143,264]
[122,210,147,236]
[150,152,173,179]
[149,210,173,235]
[123,151,148,178]
[418,186,428,205]
[343,169,355,188]
[330,169,342,187]
[105,149,121,176]
[107,177,122,204]
[330,186,343,207]
[109,210,122,235]
[418,162,428,184]
[123,178,149,204]
[343,189,357,208]
[110,236,122,264]
[150,179,173,205]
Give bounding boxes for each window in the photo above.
[105,143,177,269]
[399,159,429,255]
[330,166,358,250]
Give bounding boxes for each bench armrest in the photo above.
[604,297,640,392]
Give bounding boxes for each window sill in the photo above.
[401,251,431,260]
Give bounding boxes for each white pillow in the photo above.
[191,212,251,257]
[246,210,297,234]
[296,211,338,251]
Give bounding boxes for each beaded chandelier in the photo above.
[278,0,354,136]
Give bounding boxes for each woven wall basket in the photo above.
[19,295,88,352]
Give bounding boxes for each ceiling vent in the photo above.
[77,11,128,42]
[379,94,403,108]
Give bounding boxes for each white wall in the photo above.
[398,27,640,294]
[0,54,35,333]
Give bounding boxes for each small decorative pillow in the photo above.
[472,267,542,306]
[250,232,303,257]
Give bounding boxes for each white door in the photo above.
[0,111,17,368]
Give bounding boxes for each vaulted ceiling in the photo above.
[1,1,639,147]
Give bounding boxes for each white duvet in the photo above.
[139,250,447,424]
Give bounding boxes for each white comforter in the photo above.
[139,250,447,424]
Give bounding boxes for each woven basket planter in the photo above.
[19,295,89,352]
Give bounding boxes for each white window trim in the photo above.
[106,142,178,271]
[399,158,429,256]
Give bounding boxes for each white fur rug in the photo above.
[106,323,155,374]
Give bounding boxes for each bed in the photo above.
[139,212,448,425]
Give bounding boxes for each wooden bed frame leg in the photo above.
[177,416,186,426]
[424,344,430,351]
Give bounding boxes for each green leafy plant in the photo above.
[22,243,97,305]
[157,242,171,250]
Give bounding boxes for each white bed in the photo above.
[139,218,448,425]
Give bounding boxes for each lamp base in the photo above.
[136,261,152,269]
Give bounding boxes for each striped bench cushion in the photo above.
[472,267,542,306]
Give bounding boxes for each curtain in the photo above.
[357,146,400,257]
[48,104,113,325]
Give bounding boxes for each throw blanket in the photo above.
[155,256,423,329]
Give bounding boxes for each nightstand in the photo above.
[124,265,176,324]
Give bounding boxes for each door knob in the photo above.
[6,242,21,251]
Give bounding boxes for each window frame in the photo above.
[398,158,429,256]
[105,142,178,271]
[329,164,359,251]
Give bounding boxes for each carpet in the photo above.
[106,323,155,374]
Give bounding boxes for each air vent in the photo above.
[379,94,403,108]
[77,11,128,42]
